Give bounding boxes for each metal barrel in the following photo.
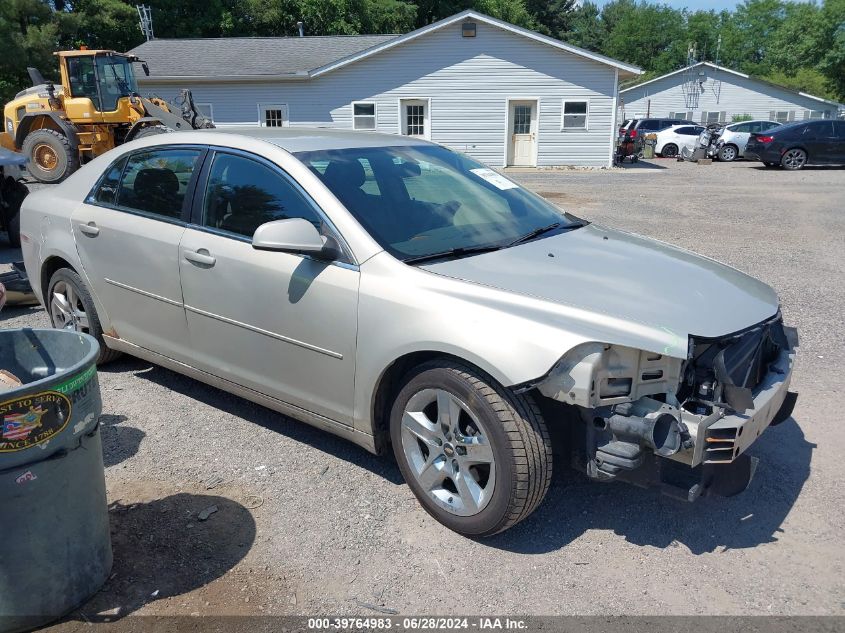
[0,328,111,633]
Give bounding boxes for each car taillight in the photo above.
[630,129,638,138]
[757,135,774,143]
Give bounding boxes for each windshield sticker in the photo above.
[0,391,72,452]
[470,168,519,190]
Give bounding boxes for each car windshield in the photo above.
[295,145,582,261]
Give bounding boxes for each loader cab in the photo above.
[59,51,141,119]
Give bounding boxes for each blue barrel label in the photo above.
[0,391,72,452]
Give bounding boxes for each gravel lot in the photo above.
[2,158,843,619]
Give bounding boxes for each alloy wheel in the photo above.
[400,388,496,517]
[720,145,737,161]
[50,280,90,333]
[783,149,806,169]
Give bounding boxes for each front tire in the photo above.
[390,360,552,537]
[22,129,79,183]
[47,268,122,364]
[781,148,807,170]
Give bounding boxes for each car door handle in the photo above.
[184,249,216,267]
[78,222,100,237]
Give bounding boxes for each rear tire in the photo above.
[390,360,552,537]
[781,148,807,170]
[47,268,122,364]
[22,129,79,183]
[718,144,738,162]
[661,143,678,158]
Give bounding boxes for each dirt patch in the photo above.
[61,481,292,623]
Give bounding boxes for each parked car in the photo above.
[20,129,798,537]
[619,117,696,139]
[715,120,781,161]
[654,124,706,157]
[745,119,845,169]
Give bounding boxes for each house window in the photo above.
[513,105,532,134]
[195,103,213,122]
[562,100,588,130]
[352,102,376,130]
[807,110,831,120]
[401,99,429,138]
[774,110,791,124]
[704,111,725,124]
[260,104,288,127]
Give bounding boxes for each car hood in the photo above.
[420,224,779,351]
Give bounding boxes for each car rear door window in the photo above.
[117,149,202,221]
[674,127,695,135]
[92,156,127,205]
[201,152,321,239]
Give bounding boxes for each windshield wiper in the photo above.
[403,244,504,265]
[507,221,586,247]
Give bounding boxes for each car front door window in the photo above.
[201,152,322,238]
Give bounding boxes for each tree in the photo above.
[524,0,577,38]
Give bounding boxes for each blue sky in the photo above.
[589,0,742,10]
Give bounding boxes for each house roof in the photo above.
[620,61,843,108]
[131,34,398,81]
[132,10,641,83]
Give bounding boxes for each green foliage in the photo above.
[1,0,844,107]
[731,113,753,122]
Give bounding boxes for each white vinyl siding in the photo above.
[621,65,841,125]
[142,22,619,167]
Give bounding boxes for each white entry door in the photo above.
[509,101,537,166]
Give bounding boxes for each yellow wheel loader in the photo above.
[0,49,213,183]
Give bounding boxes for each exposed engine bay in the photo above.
[528,313,798,501]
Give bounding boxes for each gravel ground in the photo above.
[1,158,843,619]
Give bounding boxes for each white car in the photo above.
[716,120,782,161]
[655,124,706,157]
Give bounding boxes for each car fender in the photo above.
[351,252,684,435]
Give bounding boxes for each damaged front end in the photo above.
[526,313,799,501]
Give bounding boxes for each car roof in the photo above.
[198,126,436,153]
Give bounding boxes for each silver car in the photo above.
[717,120,781,161]
[19,129,798,536]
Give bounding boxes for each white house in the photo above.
[131,10,641,168]
[620,61,843,125]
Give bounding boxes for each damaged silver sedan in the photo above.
[20,128,797,537]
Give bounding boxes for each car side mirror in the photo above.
[251,218,339,260]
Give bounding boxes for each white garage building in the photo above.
[620,61,843,125]
[132,10,641,168]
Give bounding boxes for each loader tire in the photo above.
[22,129,79,183]
[134,125,170,139]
